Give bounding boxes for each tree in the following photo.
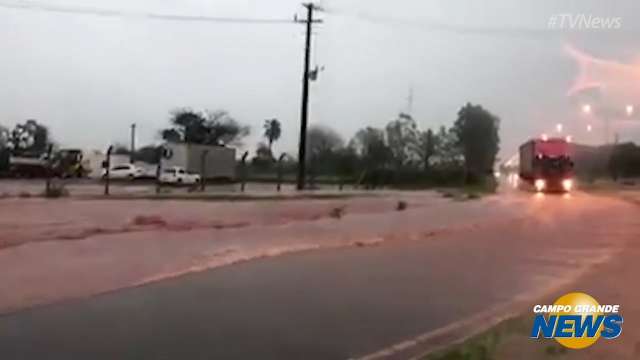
[609,143,640,180]
[162,108,250,146]
[251,142,274,171]
[8,119,51,156]
[432,125,461,167]
[305,125,344,180]
[420,129,436,171]
[0,125,9,172]
[113,143,131,155]
[205,110,250,146]
[349,127,392,169]
[385,113,421,169]
[166,108,206,143]
[335,147,359,187]
[263,119,282,153]
[135,145,162,164]
[307,125,344,158]
[160,128,182,143]
[0,125,8,149]
[451,103,500,181]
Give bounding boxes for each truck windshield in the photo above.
[538,156,572,176]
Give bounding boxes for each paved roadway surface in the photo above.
[0,188,638,360]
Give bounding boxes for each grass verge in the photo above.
[423,314,572,360]
[423,316,528,360]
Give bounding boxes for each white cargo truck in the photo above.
[161,142,236,180]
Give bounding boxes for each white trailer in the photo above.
[161,142,236,180]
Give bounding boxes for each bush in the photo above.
[44,183,69,198]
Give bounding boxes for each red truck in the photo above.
[519,136,574,192]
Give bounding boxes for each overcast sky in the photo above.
[2,0,640,160]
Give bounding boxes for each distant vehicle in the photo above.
[8,155,49,178]
[102,163,144,180]
[159,166,201,185]
[519,136,574,192]
[136,165,158,180]
[161,142,236,181]
[7,148,88,178]
[53,149,87,178]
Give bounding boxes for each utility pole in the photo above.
[295,3,322,191]
[104,145,114,196]
[130,123,136,163]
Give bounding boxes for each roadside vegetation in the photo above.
[422,315,567,360]
[248,103,501,191]
[1,103,502,192]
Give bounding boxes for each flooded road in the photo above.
[1,189,638,359]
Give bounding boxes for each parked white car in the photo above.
[102,163,145,180]
[159,166,201,185]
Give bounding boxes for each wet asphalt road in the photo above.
[0,191,636,360]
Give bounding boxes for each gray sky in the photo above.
[2,0,640,160]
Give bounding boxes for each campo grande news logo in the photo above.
[530,292,623,349]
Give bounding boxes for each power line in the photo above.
[0,1,295,24]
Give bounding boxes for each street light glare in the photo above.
[582,104,592,114]
[626,105,634,116]
[556,123,563,133]
[587,124,592,132]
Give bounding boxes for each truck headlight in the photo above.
[534,179,546,192]
[562,179,573,192]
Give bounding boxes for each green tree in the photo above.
[0,125,9,172]
[263,118,282,153]
[165,109,206,143]
[162,108,250,146]
[0,125,8,149]
[251,142,274,171]
[307,125,344,158]
[420,129,436,171]
[451,103,500,181]
[134,145,161,164]
[335,147,359,188]
[160,128,182,143]
[433,125,461,167]
[306,125,344,178]
[385,113,421,169]
[349,126,392,170]
[205,110,250,146]
[9,119,51,156]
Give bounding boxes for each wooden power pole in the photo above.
[295,3,322,191]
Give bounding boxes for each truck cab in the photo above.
[519,137,574,192]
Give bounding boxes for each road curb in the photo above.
[353,248,619,360]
